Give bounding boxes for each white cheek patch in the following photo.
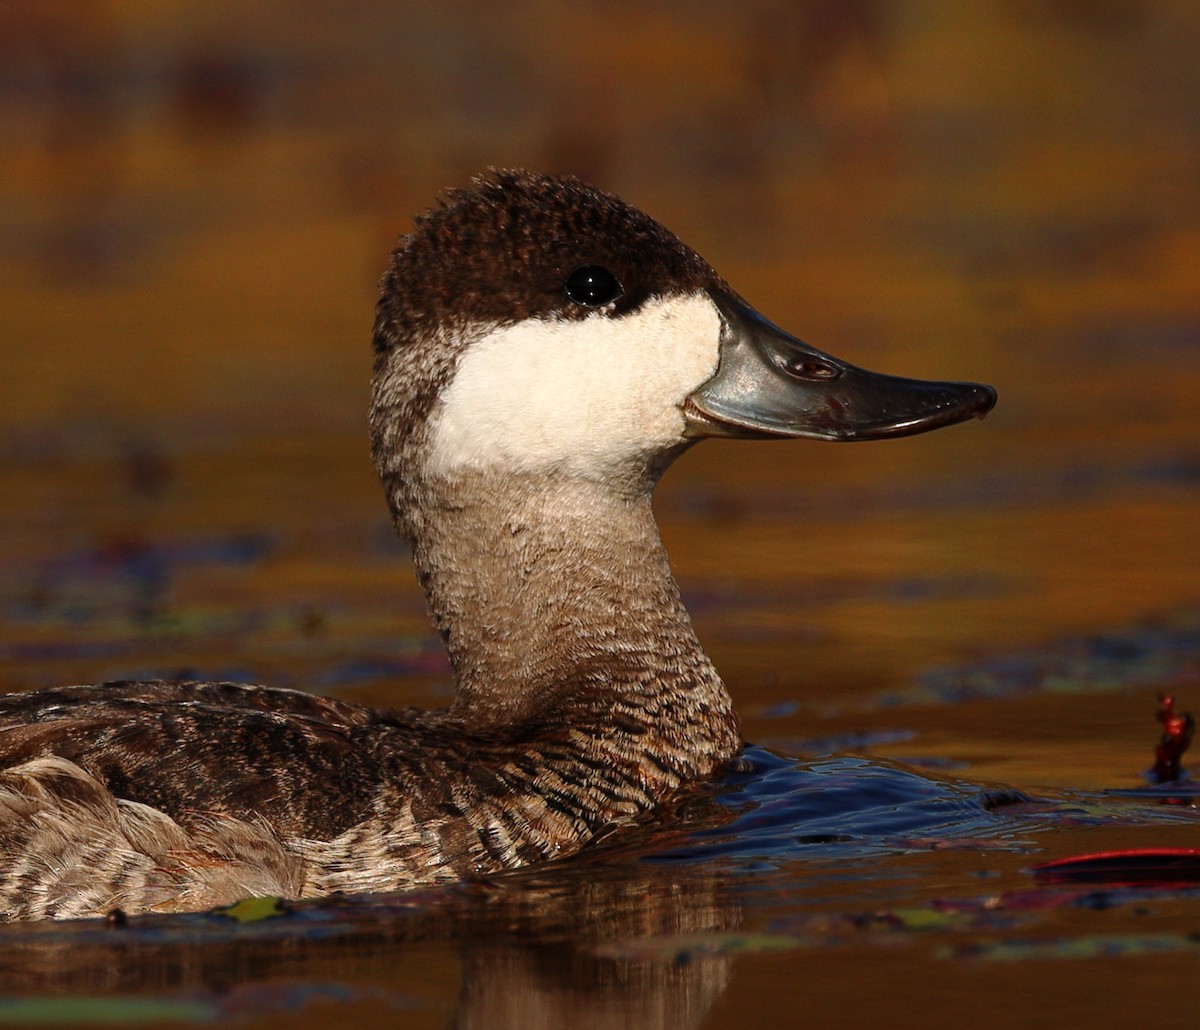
[428,293,722,474]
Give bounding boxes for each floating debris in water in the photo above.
[1151,692,1194,784]
[212,896,291,924]
[1031,848,1200,886]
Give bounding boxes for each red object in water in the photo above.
[1031,848,1200,884]
[1151,693,1194,784]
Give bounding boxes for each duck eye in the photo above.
[564,265,623,307]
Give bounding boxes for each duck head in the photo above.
[371,170,995,497]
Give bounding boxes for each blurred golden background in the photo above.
[1,0,1199,784]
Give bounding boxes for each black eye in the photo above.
[564,265,623,307]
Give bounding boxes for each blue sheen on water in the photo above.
[648,746,1039,865]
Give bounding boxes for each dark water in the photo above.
[3,1,1200,1026]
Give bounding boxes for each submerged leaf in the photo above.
[212,896,289,924]
[0,996,215,1025]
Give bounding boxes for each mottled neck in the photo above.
[398,470,737,756]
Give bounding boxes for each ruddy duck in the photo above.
[0,171,995,920]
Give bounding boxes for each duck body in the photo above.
[0,672,726,920]
[0,171,994,920]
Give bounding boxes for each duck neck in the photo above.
[395,468,738,768]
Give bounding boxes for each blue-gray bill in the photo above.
[685,290,997,441]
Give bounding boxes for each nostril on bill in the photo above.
[784,357,841,381]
